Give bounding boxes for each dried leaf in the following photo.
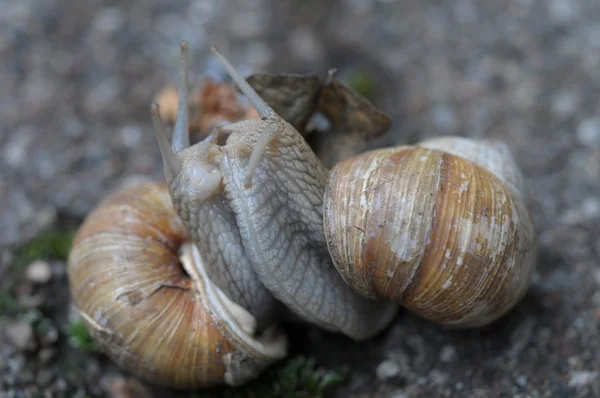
[317,77,391,140]
[191,79,260,133]
[154,69,393,168]
[305,72,392,167]
[247,73,322,133]
[154,78,260,143]
[307,131,371,169]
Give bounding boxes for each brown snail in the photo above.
[323,136,536,327]
[67,42,536,389]
[68,183,287,388]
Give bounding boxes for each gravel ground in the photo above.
[1,0,600,397]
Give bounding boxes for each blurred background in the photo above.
[1,0,599,397]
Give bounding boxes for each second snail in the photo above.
[67,42,537,389]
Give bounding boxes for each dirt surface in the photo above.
[1,0,600,397]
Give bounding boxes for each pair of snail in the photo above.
[67,42,537,389]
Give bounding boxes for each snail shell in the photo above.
[323,136,536,327]
[67,182,287,389]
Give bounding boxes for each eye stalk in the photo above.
[173,41,190,153]
[151,41,193,184]
[209,46,284,187]
[151,103,181,181]
[210,46,275,119]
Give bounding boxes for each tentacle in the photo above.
[195,129,221,160]
[210,46,275,118]
[151,103,181,180]
[172,41,190,153]
[244,123,278,187]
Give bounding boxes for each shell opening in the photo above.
[179,243,288,360]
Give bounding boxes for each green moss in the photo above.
[0,228,76,317]
[345,70,375,101]
[196,356,348,398]
[0,289,21,314]
[13,229,76,268]
[67,319,99,352]
[35,314,56,334]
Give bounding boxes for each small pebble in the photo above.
[516,375,528,387]
[19,369,35,383]
[439,344,458,363]
[37,369,55,387]
[576,117,600,149]
[347,370,370,391]
[230,10,266,38]
[102,374,155,398]
[376,359,400,381]
[93,7,125,34]
[119,124,142,149]
[581,197,600,219]
[53,378,68,392]
[508,317,536,357]
[19,293,44,308]
[84,77,121,114]
[7,353,25,374]
[4,373,17,387]
[38,347,56,364]
[289,25,324,63]
[13,281,34,298]
[549,0,580,23]
[568,371,599,388]
[39,325,59,347]
[551,90,579,117]
[65,117,85,139]
[25,260,52,284]
[51,260,67,279]
[429,369,449,386]
[3,127,35,168]
[1,249,14,267]
[5,321,37,351]
[429,104,457,133]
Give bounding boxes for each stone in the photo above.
[36,369,54,387]
[429,369,449,386]
[38,348,56,364]
[429,104,457,133]
[439,344,458,363]
[39,325,59,347]
[516,375,528,387]
[93,7,124,34]
[568,371,599,388]
[376,359,406,386]
[576,117,600,149]
[25,260,52,284]
[376,359,400,381]
[4,321,37,352]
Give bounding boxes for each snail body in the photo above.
[152,44,397,342]
[67,42,536,389]
[68,42,396,389]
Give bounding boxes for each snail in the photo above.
[68,183,288,388]
[323,136,536,327]
[67,42,536,389]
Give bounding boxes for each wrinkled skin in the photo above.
[153,44,396,340]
